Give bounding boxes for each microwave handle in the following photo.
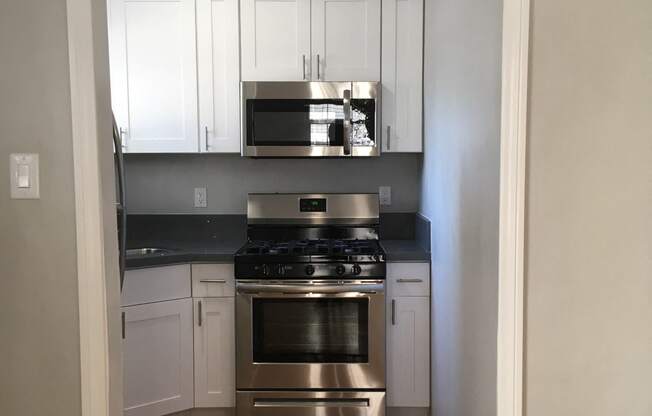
[343,88,352,155]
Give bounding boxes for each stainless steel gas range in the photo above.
[234,193,386,416]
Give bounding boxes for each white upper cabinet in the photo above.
[196,0,241,152]
[240,0,380,81]
[381,0,423,152]
[311,0,381,81]
[109,0,199,153]
[193,298,236,407]
[240,0,311,81]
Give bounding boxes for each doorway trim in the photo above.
[67,0,112,414]
[497,0,530,415]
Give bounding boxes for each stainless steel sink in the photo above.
[126,247,172,257]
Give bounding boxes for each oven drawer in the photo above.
[192,264,235,297]
[237,391,385,416]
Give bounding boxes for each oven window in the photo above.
[252,298,369,363]
[246,99,375,147]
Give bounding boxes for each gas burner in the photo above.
[235,193,386,280]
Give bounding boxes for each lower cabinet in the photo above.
[387,296,430,407]
[193,297,236,407]
[122,298,194,416]
[386,262,431,408]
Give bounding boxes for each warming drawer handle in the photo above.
[254,399,369,408]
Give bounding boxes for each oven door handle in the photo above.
[236,282,384,294]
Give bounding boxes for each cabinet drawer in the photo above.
[387,263,430,297]
[192,264,235,297]
[122,265,191,306]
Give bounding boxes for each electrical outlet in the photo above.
[379,186,391,206]
[194,187,207,208]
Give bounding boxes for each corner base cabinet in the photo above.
[122,298,194,416]
[386,262,430,408]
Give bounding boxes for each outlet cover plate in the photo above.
[194,187,207,208]
[379,186,391,206]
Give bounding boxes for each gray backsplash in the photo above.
[124,153,422,214]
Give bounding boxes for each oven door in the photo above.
[241,82,379,157]
[236,280,385,390]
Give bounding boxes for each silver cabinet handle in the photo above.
[204,126,210,151]
[391,299,396,325]
[396,278,423,283]
[200,279,226,284]
[198,300,203,327]
[302,54,306,80]
[317,54,321,80]
[386,125,391,150]
[121,311,126,339]
[343,88,352,155]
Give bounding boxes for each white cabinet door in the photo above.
[122,298,194,416]
[311,0,381,81]
[387,296,430,407]
[197,0,241,153]
[240,0,311,81]
[108,0,198,153]
[381,0,423,152]
[194,298,236,407]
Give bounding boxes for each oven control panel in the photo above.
[235,262,386,279]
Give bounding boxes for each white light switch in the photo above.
[10,153,39,199]
[17,164,30,188]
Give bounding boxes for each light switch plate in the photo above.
[194,187,207,208]
[379,186,391,206]
[10,153,39,199]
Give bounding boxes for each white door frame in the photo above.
[497,0,530,415]
[66,0,531,414]
[67,0,114,415]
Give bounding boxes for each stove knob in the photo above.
[335,264,346,276]
[305,265,316,276]
[276,264,286,276]
[352,264,362,275]
[261,264,270,277]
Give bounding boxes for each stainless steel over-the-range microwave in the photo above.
[241,81,380,157]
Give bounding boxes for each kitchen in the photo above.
[112,1,432,416]
[17,0,652,415]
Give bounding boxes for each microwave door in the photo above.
[241,81,379,157]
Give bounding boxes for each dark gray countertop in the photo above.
[125,213,430,269]
[381,240,431,262]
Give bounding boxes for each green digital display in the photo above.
[300,198,327,212]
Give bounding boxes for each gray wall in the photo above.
[524,1,652,415]
[0,1,82,414]
[125,153,422,213]
[420,0,503,415]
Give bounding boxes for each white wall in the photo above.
[524,1,652,415]
[125,153,422,213]
[0,1,81,414]
[420,0,503,415]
